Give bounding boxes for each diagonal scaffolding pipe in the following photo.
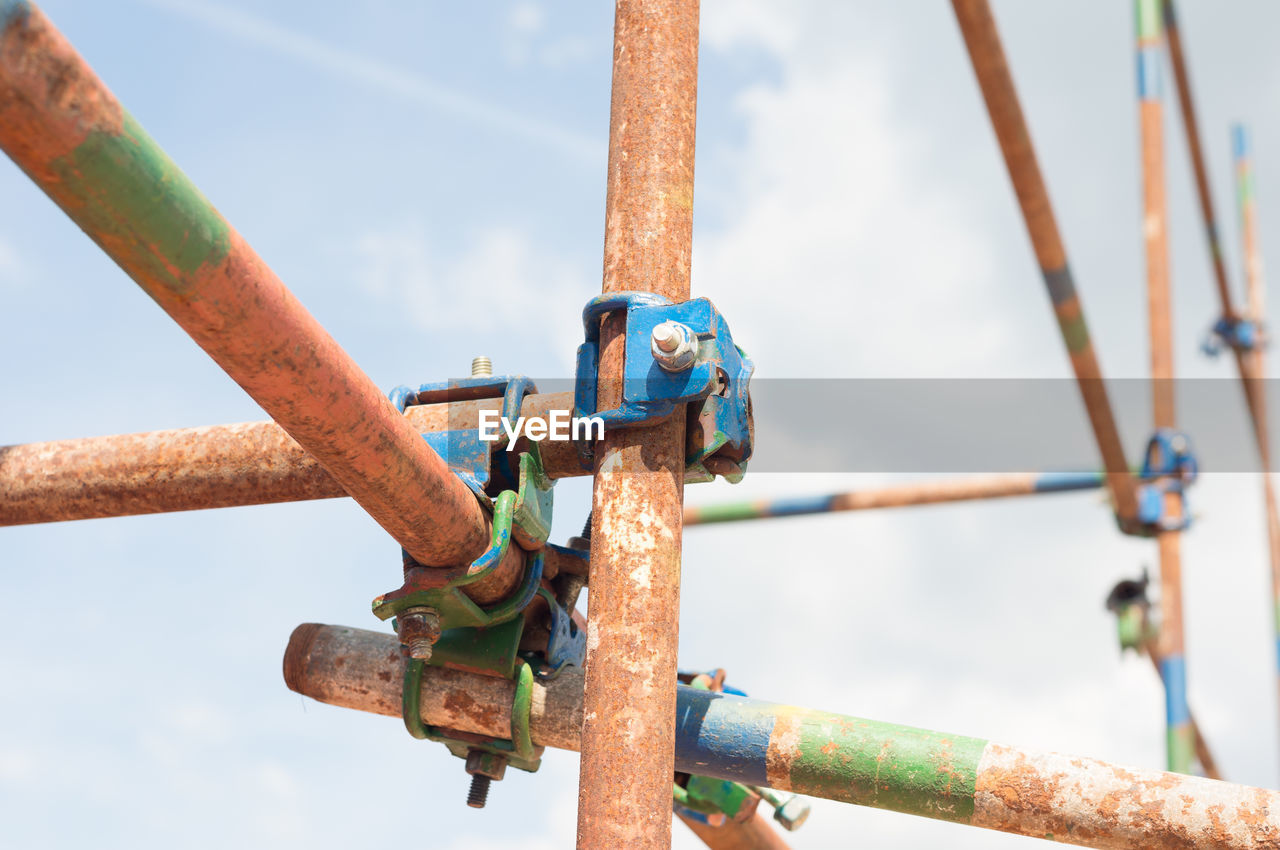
[286,623,1280,850]
[0,3,523,594]
[1136,0,1193,775]
[684,472,1105,526]
[951,0,1139,524]
[576,2,701,847]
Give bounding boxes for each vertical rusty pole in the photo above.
[1136,0,1192,774]
[950,0,1139,522]
[577,1,699,847]
[1235,124,1280,749]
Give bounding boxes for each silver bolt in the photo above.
[649,321,697,372]
[755,787,811,831]
[471,356,493,377]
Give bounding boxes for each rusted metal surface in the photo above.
[685,472,1104,526]
[972,744,1276,849]
[288,623,1280,849]
[1162,0,1235,317]
[577,2,701,847]
[950,0,1139,523]
[1134,0,1193,775]
[677,813,791,850]
[0,392,580,526]
[0,3,508,584]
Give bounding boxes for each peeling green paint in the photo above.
[48,111,230,297]
[788,711,986,823]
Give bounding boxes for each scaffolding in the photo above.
[2,0,1278,847]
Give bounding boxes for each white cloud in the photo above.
[696,10,1014,378]
[354,221,587,371]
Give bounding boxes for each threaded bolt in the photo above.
[466,773,491,808]
[395,607,441,660]
[471,356,493,377]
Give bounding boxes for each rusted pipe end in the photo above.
[283,622,325,694]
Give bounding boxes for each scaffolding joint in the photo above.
[1119,429,1198,537]
[1201,315,1264,357]
[573,292,755,483]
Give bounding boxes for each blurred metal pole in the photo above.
[677,813,791,850]
[1136,0,1193,774]
[578,1,700,847]
[1144,643,1221,779]
[685,472,1104,526]
[1234,124,1280,754]
[950,0,1139,522]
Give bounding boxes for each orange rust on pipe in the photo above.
[950,0,1139,522]
[0,5,520,593]
[577,2,700,847]
[0,392,580,526]
[677,813,791,850]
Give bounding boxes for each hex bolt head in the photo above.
[650,321,698,372]
[772,796,811,831]
[396,607,442,660]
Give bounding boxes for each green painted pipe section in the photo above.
[782,707,987,822]
[47,113,230,299]
[1135,0,1162,40]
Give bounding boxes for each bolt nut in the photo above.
[465,749,508,782]
[396,607,442,660]
[771,796,810,831]
[650,321,698,372]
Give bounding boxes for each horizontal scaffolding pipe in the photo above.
[951,0,1139,522]
[0,392,579,526]
[0,4,507,577]
[286,623,1280,849]
[684,472,1104,526]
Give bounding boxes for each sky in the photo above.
[3,1,1280,847]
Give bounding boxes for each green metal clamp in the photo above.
[371,447,554,631]
[402,657,543,773]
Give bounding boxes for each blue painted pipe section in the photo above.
[674,687,774,785]
[764,495,840,518]
[1233,125,1250,160]
[1032,471,1106,493]
[1137,46,1162,99]
[1160,654,1191,726]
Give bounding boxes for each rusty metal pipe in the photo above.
[286,623,1280,850]
[677,813,791,850]
[684,472,1104,526]
[951,0,1139,522]
[577,2,700,847]
[0,392,580,526]
[1135,0,1193,775]
[0,4,517,590]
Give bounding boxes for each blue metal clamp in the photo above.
[388,374,538,496]
[1201,316,1262,357]
[1125,429,1197,536]
[573,292,754,481]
